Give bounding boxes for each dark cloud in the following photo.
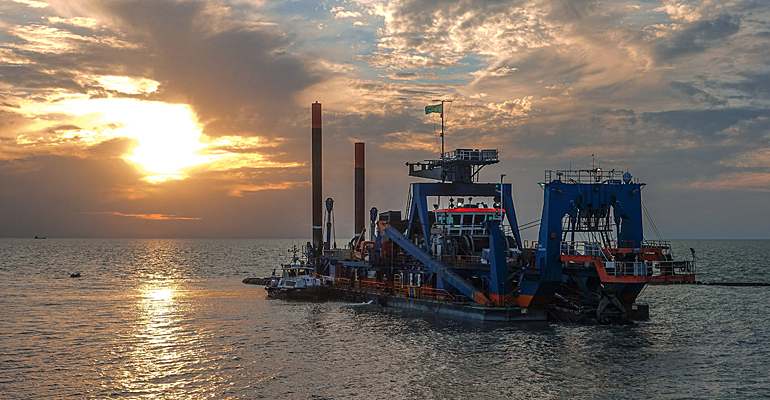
[592,108,635,116]
[640,108,769,137]
[669,81,727,107]
[101,0,323,138]
[656,14,741,61]
[0,65,84,92]
[719,72,770,100]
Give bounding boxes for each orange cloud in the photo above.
[227,181,307,197]
[90,211,201,220]
[686,172,770,192]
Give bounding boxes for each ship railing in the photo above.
[445,226,489,237]
[545,169,630,184]
[416,286,456,301]
[392,284,457,302]
[560,241,604,257]
[444,149,499,163]
[642,240,672,250]
[436,254,483,268]
[605,261,648,277]
[605,260,695,277]
[647,260,695,276]
[357,278,388,291]
[333,277,352,287]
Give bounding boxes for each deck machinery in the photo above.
[529,168,696,322]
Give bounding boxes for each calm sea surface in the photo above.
[1,239,768,399]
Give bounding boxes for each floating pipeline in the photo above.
[242,277,272,285]
[650,281,770,286]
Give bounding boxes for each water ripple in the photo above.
[0,239,768,398]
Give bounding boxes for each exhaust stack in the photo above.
[354,142,365,240]
[312,102,323,256]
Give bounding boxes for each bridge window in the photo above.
[450,215,461,226]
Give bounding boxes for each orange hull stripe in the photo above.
[514,294,533,307]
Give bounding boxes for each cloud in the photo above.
[687,172,770,192]
[656,14,741,61]
[334,11,362,19]
[592,108,636,117]
[7,24,141,54]
[226,181,305,197]
[639,108,768,137]
[382,71,441,80]
[90,211,202,220]
[78,75,159,94]
[669,81,727,106]
[719,72,770,101]
[99,0,324,137]
[1,0,770,238]
[10,0,49,8]
[365,0,555,70]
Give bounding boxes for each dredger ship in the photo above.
[294,102,696,323]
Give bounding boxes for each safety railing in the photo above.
[545,169,629,184]
[444,149,499,163]
[605,261,647,276]
[436,254,483,268]
[647,260,695,276]
[357,278,389,291]
[642,240,671,250]
[443,226,489,237]
[604,260,695,277]
[333,277,352,286]
[418,286,455,301]
[560,241,603,257]
[329,275,464,304]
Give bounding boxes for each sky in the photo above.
[0,0,768,239]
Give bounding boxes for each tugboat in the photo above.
[265,245,330,301]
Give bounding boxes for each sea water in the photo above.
[1,239,768,399]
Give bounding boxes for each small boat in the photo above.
[265,246,330,301]
[34,236,46,239]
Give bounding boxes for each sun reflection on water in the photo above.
[118,283,201,396]
[147,288,174,302]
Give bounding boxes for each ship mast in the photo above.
[435,99,452,182]
[441,99,444,182]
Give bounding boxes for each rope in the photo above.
[518,219,541,231]
[641,201,663,241]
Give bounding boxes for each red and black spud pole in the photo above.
[354,142,365,241]
[312,102,323,257]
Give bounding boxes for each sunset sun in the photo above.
[17,93,220,182]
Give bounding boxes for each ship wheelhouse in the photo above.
[433,207,504,237]
[429,205,519,258]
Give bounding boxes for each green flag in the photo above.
[425,104,442,115]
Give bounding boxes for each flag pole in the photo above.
[441,100,445,182]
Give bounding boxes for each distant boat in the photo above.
[34,236,46,239]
